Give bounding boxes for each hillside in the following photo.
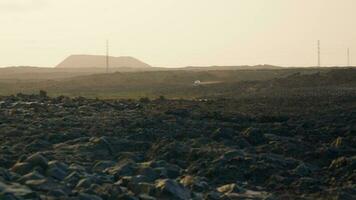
[184,64,282,70]
[56,55,152,69]
[0,67,352,98]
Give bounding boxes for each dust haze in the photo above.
[0,1,355,199]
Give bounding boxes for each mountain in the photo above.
[56,55,152,69]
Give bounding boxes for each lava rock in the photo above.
[242,127,267,145]
[25,178,63,192]
[154,179,191,200]
[11,162,33,176]
[92,160,116,173]
[0,181,38,199]
[18,171,45,184]
[78,192,103,200]
[25,153,49,169]
[46,166,67,181]
[216,183,243,194]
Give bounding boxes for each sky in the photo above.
[0,0,355,67]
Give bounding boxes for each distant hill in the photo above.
[183,65,282,70]
[0,67,340,98]
[0,66,354,98]
[56,55,152,69]
[270,68,356,88]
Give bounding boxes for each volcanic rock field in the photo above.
[0,93,355,199]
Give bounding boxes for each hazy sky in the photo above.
[0,0,355,67]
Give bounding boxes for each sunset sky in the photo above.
[0,0,355,67]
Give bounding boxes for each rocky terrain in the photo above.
[0,92,355,199]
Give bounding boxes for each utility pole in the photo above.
[347,48,350,66]
[106,40,109,73]
[317,40,321,67]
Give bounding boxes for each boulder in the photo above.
[115,176,133,187]
[105,159,137,180]
[92,183,123,199]
[293,163,313,177]
[331,137,347,148]
[25,178,63,192]
[117,193,139,200]
[129,182,155,195]
[11,162,33,176]
[48,161,69,172]
[211,128,234,140]
[68,164,87,173]
[64,171,82,188]
[18,171,45,184]
[204,191,221,200]
[25,153,49,169]
[217,184,243,194]
[47,189,68,198]
[179,176,209,192]
[329,157,348,169]
[24,139,52,152]
[76,178,93,189]
[89,137,114,156]
[0,168,13,182]
[92,160,116,173]
[78,192,103,200]
[0,181,38,199]
[155,179,191,200]
[222,190,274,200]
[151,162,181,179]
[136,166,159,182]
[46,166,67,181]
[242,128,267,145]
[292,177,320,192]
[139,194,157,200]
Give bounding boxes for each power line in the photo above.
[317,40,321,67]
[347,48,350,66]
[106,40,109,73]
